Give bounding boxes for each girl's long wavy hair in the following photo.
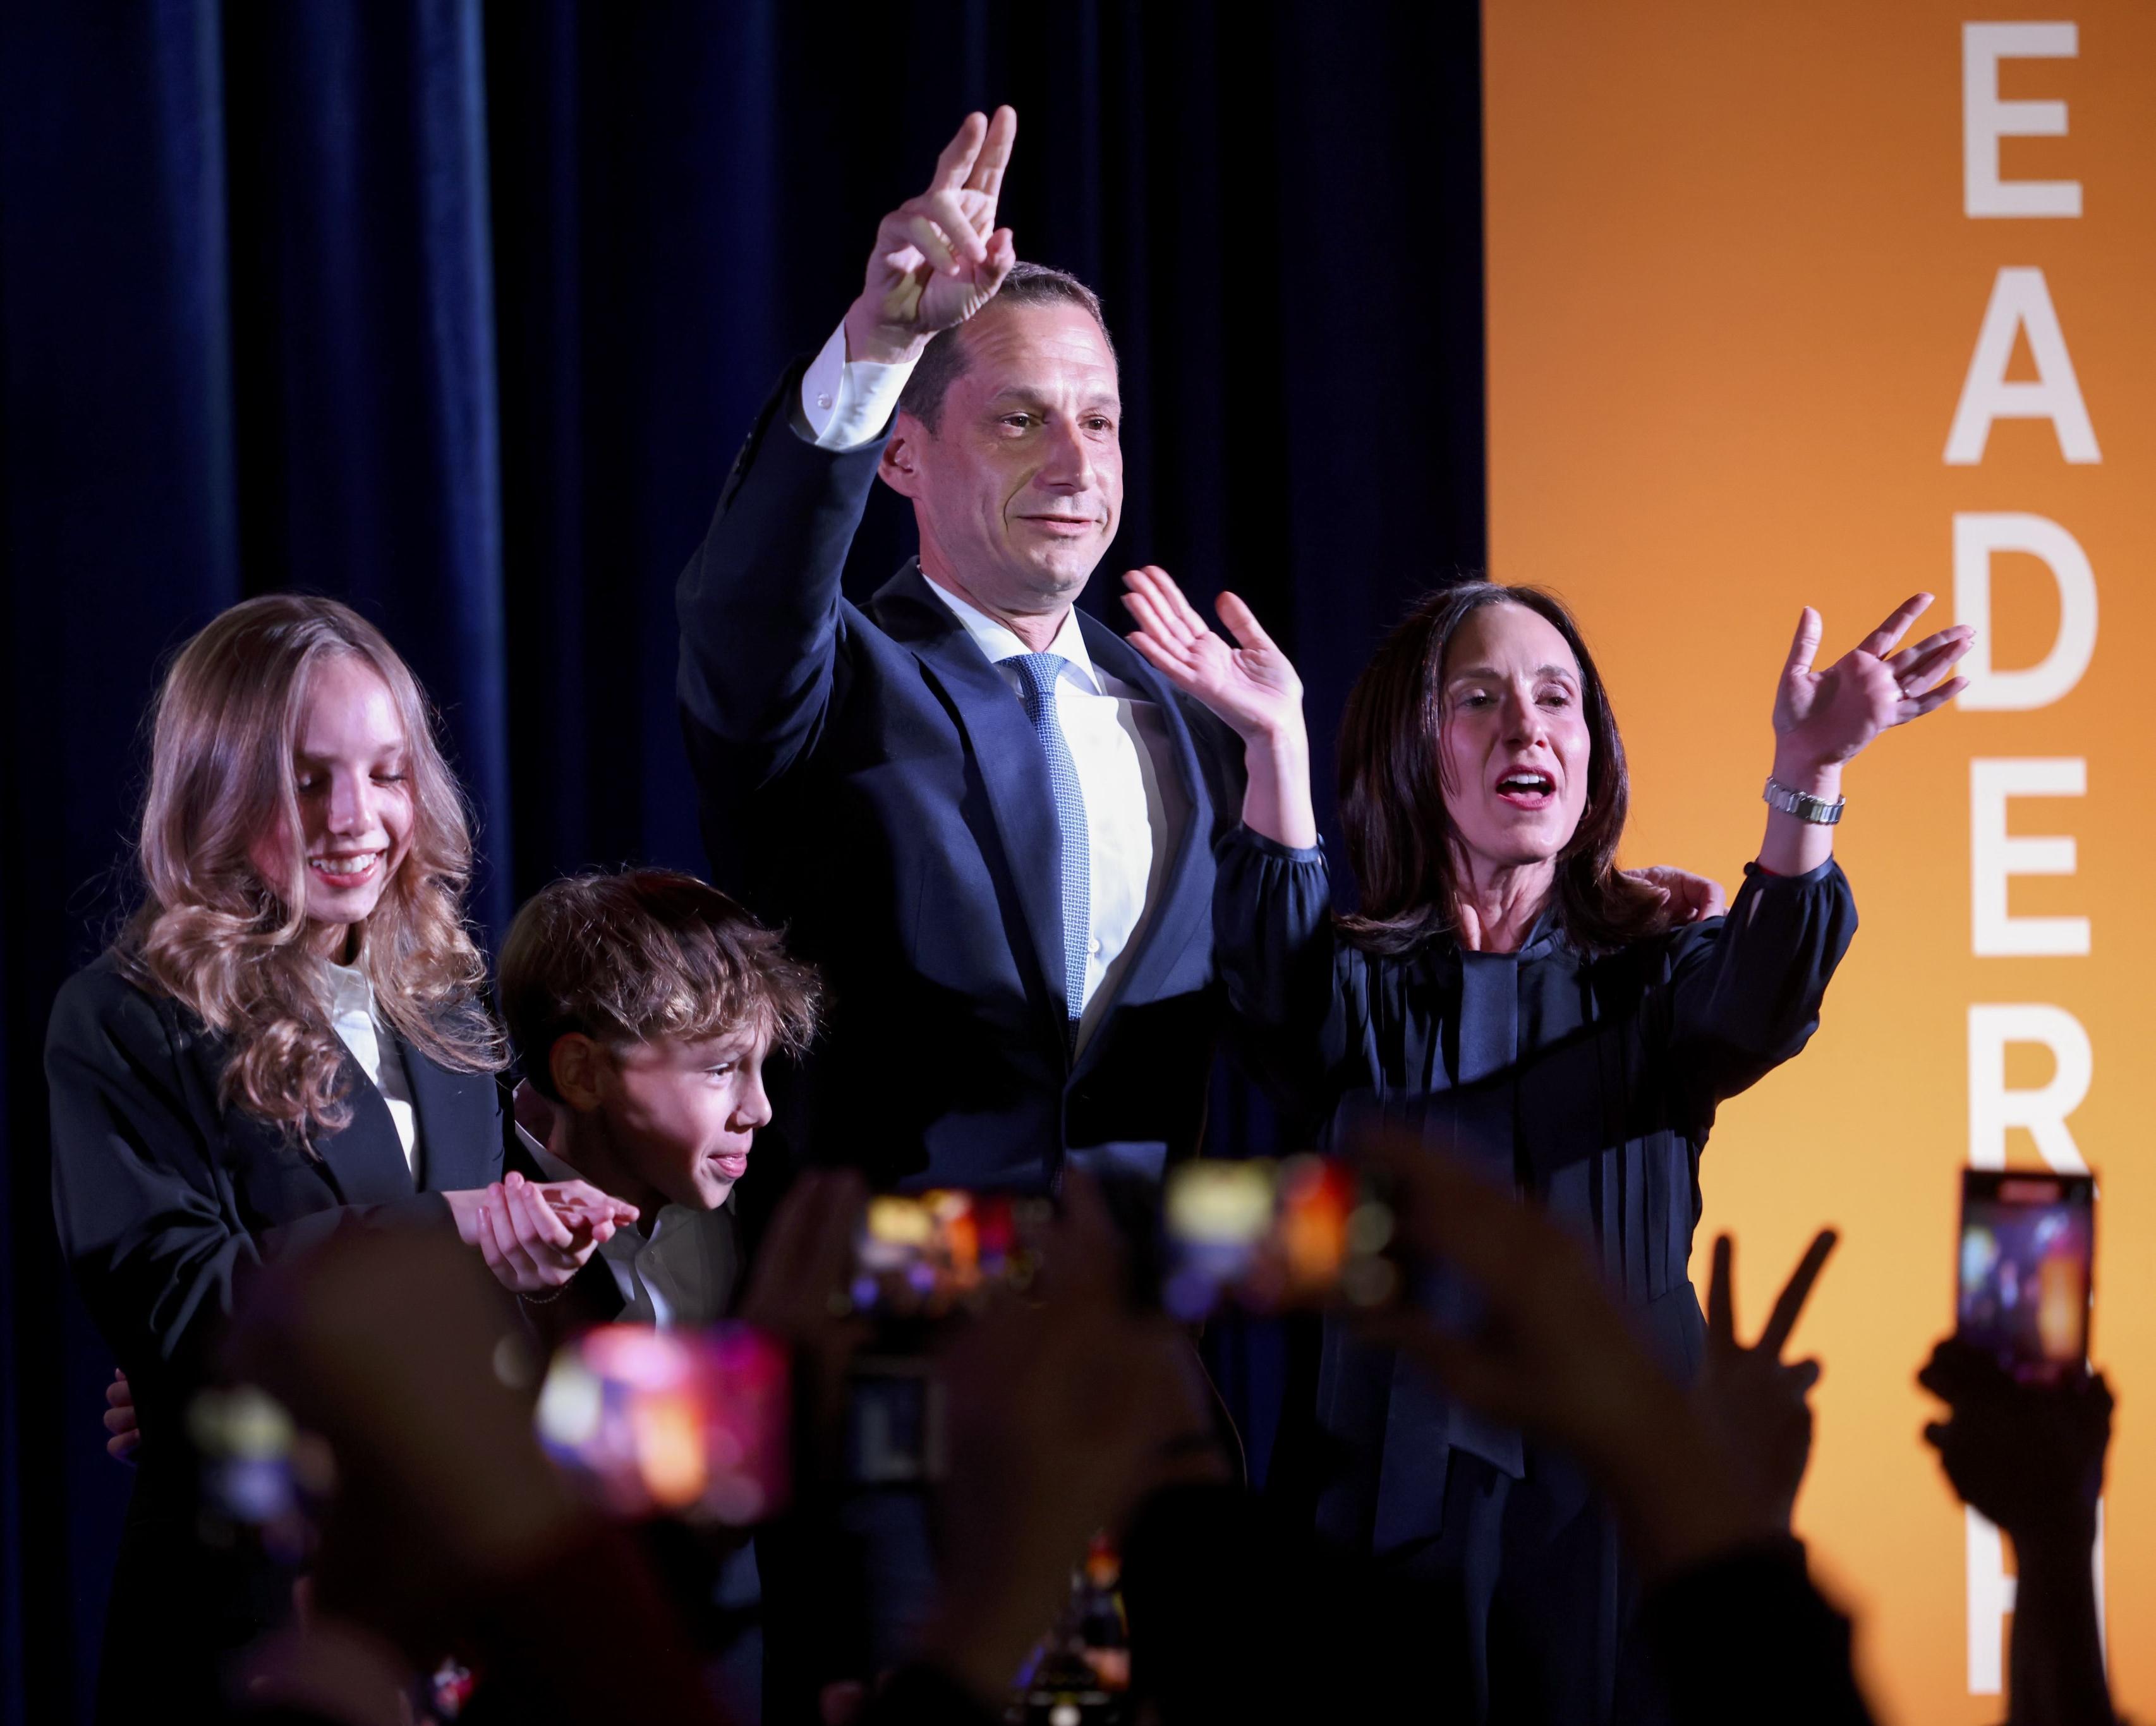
[1335,581,1666,957]
[120,594,504,1140]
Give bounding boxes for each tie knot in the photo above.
[1003,652,1067,700]
[1000,651,1069,711]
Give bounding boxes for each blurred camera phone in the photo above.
[1956,1168,2095,1382]
[840,1188,1048,1488]
[1161,1154,1399,1322]
[535,1322,790,1524]
[847,1188,1049,1319]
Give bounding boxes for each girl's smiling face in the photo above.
[248,653,415,948]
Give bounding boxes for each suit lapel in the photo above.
[873,565,1073,1025]
[399,1037,503,1195]
[313,1051,420,1205]
[1072,613,1214,1064]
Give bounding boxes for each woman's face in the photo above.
[1436,602,1592,874]
[248,655,416,940]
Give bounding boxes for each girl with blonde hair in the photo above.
[47,593,634,1718]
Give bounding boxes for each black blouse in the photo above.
[1216,829,1857,1553]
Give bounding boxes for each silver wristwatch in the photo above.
[1762,775,1845,826]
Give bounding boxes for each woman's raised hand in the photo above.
[1123,565,1316,847]
[1772,593,1972,780]
[1121,566,1304,745]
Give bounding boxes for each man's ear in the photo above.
[878,413,926,499]
[548,1033,607,1112]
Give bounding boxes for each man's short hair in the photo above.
[896,262,1116,436]
[499,869,821,1101]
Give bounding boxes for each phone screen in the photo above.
[848,1190,1048,1318]
[1957,1169,2095,1381]
[535,1322,790,1524]
[1161,1154,1398,1322]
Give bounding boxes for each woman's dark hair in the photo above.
[1335,581,1665,956]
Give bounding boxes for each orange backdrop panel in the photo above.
[1484,6,2155,1720]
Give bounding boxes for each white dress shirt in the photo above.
[796,320,914,451]
[523,1131,738,1330]
[324,960,418,1174]
[928,587,1189,1047]
[791,320,1192,1050]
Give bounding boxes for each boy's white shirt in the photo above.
[516,1126,736,1328]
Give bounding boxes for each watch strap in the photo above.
[1762,775,1845,826]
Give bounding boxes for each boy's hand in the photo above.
[448,1174,638,1294]
[528,1177,639,1240]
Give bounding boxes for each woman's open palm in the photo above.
[1121,565,1302,744]
[1774,593,1972,769]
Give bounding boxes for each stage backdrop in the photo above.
[1486,4,2152,1718]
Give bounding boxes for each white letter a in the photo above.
[1944,269,2100,466]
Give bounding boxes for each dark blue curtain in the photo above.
[0,3,1483,1718]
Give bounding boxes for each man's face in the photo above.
[882,300,1122,620]
[591,1025,773,1212]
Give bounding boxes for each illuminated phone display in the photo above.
[1957,1169,2096,1382]
[1162,1154,1398,1322]
[849,1190,1048,1317]
[535,1322,789,1523]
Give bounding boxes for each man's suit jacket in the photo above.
[45,951,510,1717]
[677,366,1247,1191]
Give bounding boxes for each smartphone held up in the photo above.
[1162,1154,1399,1322]
[1956,1168,2096,1383]
[535,1322,790,1523]
[847,1189,1050,1318]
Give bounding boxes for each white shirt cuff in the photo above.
[795,320,918,451]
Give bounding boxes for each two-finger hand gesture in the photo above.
[846,107,1019,366]
[1772,594,1972,785]
[1694,1229,1838,1527]
[1121,566,1304,745]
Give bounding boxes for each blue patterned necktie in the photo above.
[1003,653,1091,1044]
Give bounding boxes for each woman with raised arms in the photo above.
[1122,565,1969,1725]
[47,595,636,1719]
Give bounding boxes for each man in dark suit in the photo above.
[677,106,1245,1195]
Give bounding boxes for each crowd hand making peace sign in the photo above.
[1696,1229,1838,1530]
[844,106,1019,368]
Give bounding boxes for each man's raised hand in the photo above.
[845,107,1019,367]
